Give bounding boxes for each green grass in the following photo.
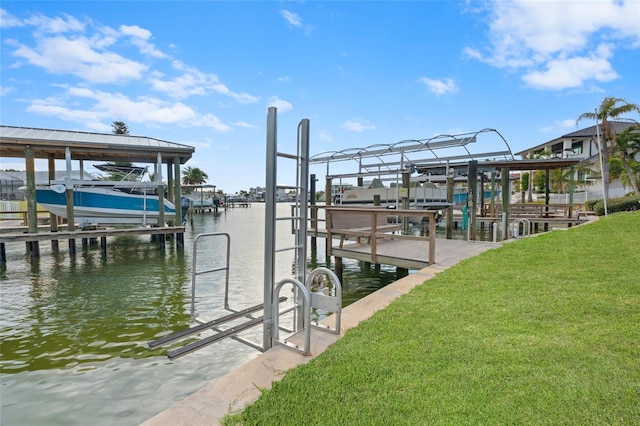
[225,212,640,425]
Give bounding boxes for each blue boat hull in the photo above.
[36,186,176,226]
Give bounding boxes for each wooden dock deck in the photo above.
[332,237,501,270]
[0,225,186,262]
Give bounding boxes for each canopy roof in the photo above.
[0,125,195,164]
[416,158,584,176]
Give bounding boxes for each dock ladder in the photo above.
[148,232,286,359]
[149,108,341,359]
[263,107,342,355]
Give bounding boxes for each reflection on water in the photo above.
[0,204,403,425]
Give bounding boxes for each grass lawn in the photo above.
[225,211,640,425]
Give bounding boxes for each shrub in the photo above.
[592,194,640,216]
[585,199,600,211]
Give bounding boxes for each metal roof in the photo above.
[0,125,195,164]
[416,158,584,176]
[310,128,514,179]
[514,121,636,156]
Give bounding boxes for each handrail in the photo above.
[191,232,231,320]
[272,277,311,355]
[323,206,438,265]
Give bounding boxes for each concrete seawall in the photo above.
[142,239,500,425]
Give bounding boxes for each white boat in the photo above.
[334,179,496,207]
[34,182,176,227]
[334,179,455,207]
[32,165,176,227]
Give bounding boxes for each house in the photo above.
[514,121,637,201]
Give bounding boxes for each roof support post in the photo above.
[468,160,478,240]
[569,165,575,218]
[65,147,75,232]
[48,155,58,232]
[25,146,38,233]
[173,156,181,226]
[501,167,510,240]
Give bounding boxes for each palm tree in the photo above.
[577,97,640,199]
[550,168,572,193]
[112,121,129,135]
[181,166,209,185]
[610,125,640,195]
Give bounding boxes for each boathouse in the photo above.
[0,125,196,260]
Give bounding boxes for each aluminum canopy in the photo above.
[0,125,195,164]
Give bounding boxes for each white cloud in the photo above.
[120,24,167,58]
[234,121,257,129]
[418,77,458,95]
[267,96,292,113]
[279,9,313,34]
[522,45,618,90]
[465,0,640,91]
[280,9,303,28]
[0,9,23,28]
[24,13,85,33]
[539,118,580,134]
[119,24,152,40]
[342,120,375,132]
[26,86,231,131]
[150,61,259,103]
[8,34,147,84]
[0,85,14,96]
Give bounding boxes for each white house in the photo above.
[514,121,637,201]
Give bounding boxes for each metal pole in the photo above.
[263,107,277,351]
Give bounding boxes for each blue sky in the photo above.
[1,1,639,193]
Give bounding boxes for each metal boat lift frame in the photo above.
[309,128,514,183]
[149,108,342,359]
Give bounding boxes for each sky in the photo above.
[1,1,639,194]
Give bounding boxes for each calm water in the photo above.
[0,204,401,425]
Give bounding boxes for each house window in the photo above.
[577,169,589,183]
[572,140,583,155]
[551,142,563,158]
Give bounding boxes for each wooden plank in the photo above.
[0,226,185,243]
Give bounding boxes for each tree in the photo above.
[112,121,129,135]
[550,168,571,193]
[181,166,208,185]
[577,97,640,199]
[610,124,640,195]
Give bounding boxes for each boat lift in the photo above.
[149,108,342,359]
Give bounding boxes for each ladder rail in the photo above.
[191,232,231,320]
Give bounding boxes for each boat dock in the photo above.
[307,204,587,273]
[0,225,185,262]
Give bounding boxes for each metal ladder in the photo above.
[264,107,342,355]
[148,108,342,359]
[148,232,285,359]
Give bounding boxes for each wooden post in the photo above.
[25,146,40,257]
[370,211,377,264]
[429,211,436,265]
[310,173,317,252]
[544,169,550,231]
[325,177,332,255]
[501,167,510,240]
[157,184,166,227]
[468,160,478,241]
[401,169,410,234]
[568,165,575,222]
[173,156,181,228]
[446,173,453,239]
[334,256,343,284]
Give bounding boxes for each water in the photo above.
[0,204,400,425]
